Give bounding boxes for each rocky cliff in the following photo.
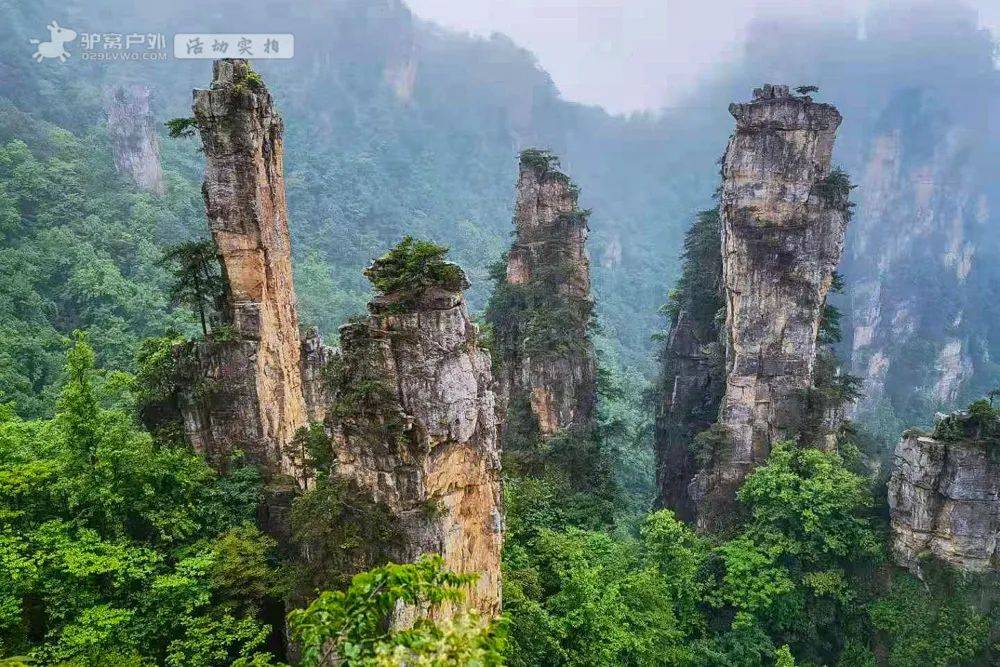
[177,59,321,480]
[105,83,165,195]
[489,150,596,442]
[173,61,502,616]
[844,88,996,437]
[888,406,1000,572]
[691,85,851,526]
[654,210,725,521]
[325,249,502,617]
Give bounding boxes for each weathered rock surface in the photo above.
[655,310,724,521]
[693,84,849,525]
[178,59,317,479]
[168,59,501,620]
[889,425,1000,572]
[495,152,596,436]
[329,274,503,618]
[654,211,725,521]
[845,90,987,426]
[105,83,165,195]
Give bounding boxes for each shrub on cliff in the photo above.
[363,236,465,312]
[932,397,1000,444]
[519,148,560,173]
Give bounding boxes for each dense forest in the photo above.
[1,0,999,665]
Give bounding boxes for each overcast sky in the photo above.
[406,0,1000,114]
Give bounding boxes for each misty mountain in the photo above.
[1,0,996,435]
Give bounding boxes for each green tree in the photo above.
[287,555,505,667]
[363,236,465,312]
[0,337,276,664]
[159,240,224,336]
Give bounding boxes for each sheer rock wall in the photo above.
[499,154,596,436]
[329,276,503,617]
[889,423,1000,572]
[692,84,848,526]
[182,59,313,478]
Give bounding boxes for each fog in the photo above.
[407,0,1000,114]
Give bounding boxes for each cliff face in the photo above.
[179,60,318,479]
[844,89,995,435]
[105,84,165,195]
[654,210,725,521]
[492,151,596,438]
[172,60,501,615]
[327,266,502,617]
[889,411,1000,572]
[692,85,849,525]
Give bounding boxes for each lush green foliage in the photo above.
[288,555,505,667]
[931,397,1000,444]
[0,337,278,665]
[287,476,401,602]
[363,236,465,312]
[661,209,723,330]
[871,568,992,666]
[503,439,883,665]
[0,108,204,418]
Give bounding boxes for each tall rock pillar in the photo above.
[105,84,165,195]
[490,150,596,441]
[326,248,503,617]
[693,84,849,525]
[177,59,317,480]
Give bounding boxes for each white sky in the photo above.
[406,0,1000,114]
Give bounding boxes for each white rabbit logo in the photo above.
[30,21,77,63]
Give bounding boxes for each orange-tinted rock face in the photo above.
[330,278,503,618]
[173,58,500,619]
[183,59,312,479]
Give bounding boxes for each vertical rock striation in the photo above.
[492,150,596,439]
[327,259,503,618]
[692,85,849,525]
[888,408,1000,572]
[845,88,992,435]
[105,83,165,195]
[178,59,315,479]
